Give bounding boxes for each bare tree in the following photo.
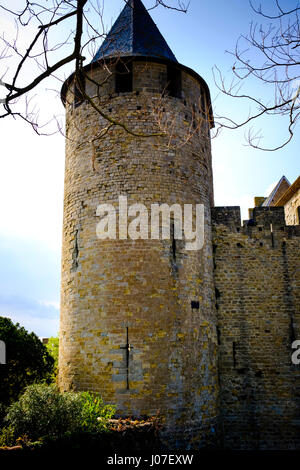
[0,0,199,148]
[213,0,300,151]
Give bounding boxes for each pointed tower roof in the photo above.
[61,0,214,128]
[262,176,291,207]
[92,0,177,63]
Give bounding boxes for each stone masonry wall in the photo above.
[284,188,300,226]
[212,206,300,450]
[59,59,219,449]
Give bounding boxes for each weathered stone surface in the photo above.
[284,188,300,225]
[212,207,300,450]
[59,56,300,451]
[59,59,218,449]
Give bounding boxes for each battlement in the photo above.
[251,206,286,228]
[212,205,300,237]
[212,203,300,450]
[211,206,241,229]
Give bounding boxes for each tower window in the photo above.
[115,61,133,93]
[167,65,182,99]
[200,90,206,117]
[74,74,85,108]
[192,104,197,129]
[191,300,199,309]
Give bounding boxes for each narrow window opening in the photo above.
[191,300,200,310]
[192,104,197,129]
[167,66,182,98]
[115,61,133,93]
[171,220,176,261]
[74,73,85,107]
[217,326,221,346]
[270,223,275,249]
[200,89,208,134]
[200,90,206,117]
[290,318,296,344]
[120,327,134,390]
[71,229,79,271]
[233,342,237,368]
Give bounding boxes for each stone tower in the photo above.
[59,0,218,447]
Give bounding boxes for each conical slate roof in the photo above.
[92,0,177,63]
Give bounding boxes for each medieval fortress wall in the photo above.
[58,0,300,449]
[59,60,219,445]
[59,59,300,449]
[212,206,300,449]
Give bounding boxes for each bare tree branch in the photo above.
[214,0,300,150]
[0,0,190,144]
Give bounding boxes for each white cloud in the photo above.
[0,120,65,251]
[0,235,60,336]
[0,295,59,337]
[39,300,60,311]
[5,312,59,338]
[0,11,66,252]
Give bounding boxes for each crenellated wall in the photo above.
[59,45,300,452]
[212,206,300,450]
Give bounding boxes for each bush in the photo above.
[5,384,82,441]
[4,384,115,442]
[0,317,54,406]
[45,336,59,382]
[0,403,7,429]
[0,425,15,447]
[80,391,115,432]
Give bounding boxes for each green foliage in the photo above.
[0,425,15,447]
[0,317,54,407]
[45,336,59,382]
[5,384,82,441]
[4,384,115,443]
[80,391,115,432]
[0,403,7,429]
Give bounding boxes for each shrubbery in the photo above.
[80,391,115,432]
[0,319,119,451]
[0,317,54,408]
[0,425,15,448]
[0,383,115,447]
[45,336,59,382]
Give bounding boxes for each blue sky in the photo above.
[0,0,299,337]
